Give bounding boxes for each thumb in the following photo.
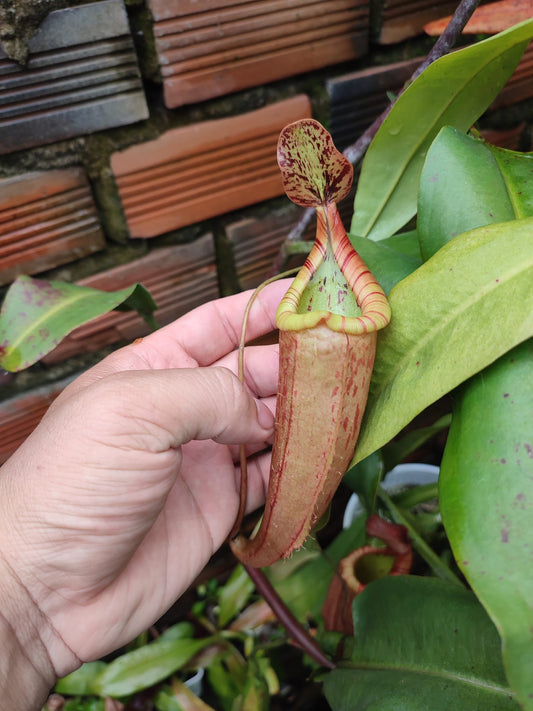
[59,366,275,452]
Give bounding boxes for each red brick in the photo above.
[376,0,458,44]
[0,168,105,285]
[43,236,218,363]
[111,95,312,239]
[0,380,67,464]
[490,42,533,110]
[148,0,369,108]
[424,0,532,35]
[227,208,306,290]
[480,124,527,150]
[227,188,354,290]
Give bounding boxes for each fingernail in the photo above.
[256,400,274,430]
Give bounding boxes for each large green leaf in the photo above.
[217,564,255,628]
[351,217,533,465]
[55,661,107,696]
[440,339,533,710]
[350,19,533,241]
[94,636,214,698]
[418,127,533,259]
[0,275,157,371]
[324,576,520,710]
[349,234,421,295]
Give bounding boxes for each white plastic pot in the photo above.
[343,463,440,529]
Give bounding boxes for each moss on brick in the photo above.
[0,0,97,64]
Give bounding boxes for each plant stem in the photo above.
[270,0,481,273]
[378,486,464,587]
[244,564,336,670]
[230,268,300,541]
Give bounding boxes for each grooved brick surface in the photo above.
[424,0,532,35]
[227,208,306,290]
[228,188,355,290]
[0,168,105,285]
[490,42,533,110]
[43,236,218,363]
[0,0,148,155]
[111,95,312,238]
[327,57,421,151]
[148,0,369,108]
[377,0,458,44]
[0,379,68,465]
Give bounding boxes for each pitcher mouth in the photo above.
[276,202,391,335]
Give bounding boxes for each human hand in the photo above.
[0,281,287,707]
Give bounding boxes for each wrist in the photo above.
[0,549,79,710]
[0,556,54,709]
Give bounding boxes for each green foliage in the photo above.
[418,127,533,259]
[351,17,533,241]
[324,577,520,711]
[353,218,533,465]
[347,235,421,294]
[56,629,213,699]
[217,564,255,628]
[0,275,157,371]
[440,340,533,710]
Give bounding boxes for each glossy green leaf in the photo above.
[218,564,255,628]
[324,576,519,710]
[158,621,196,643]
[351,217,533,465]
[94,636,214,698]
[63,699,105,711]
[277,119,353,207]
[382,413,451,472]
[349,234,421,295]
[343,451,384,514]
[380,230,422,260]
[440,339,533,710]
[351,19,533,241]
[0,275,157,372]
[418,127,533,259]
[55,661,107,696]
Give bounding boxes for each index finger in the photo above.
[134,278,290,368]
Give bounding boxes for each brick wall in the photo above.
[1,0,532,462]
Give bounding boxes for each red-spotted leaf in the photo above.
[277,119,353,207]
[0,275,157,372]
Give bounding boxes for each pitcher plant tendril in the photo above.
[231,120,391,568]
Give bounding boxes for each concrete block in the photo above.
[0,0,149,154]
[327,57,421,151]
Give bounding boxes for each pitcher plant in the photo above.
[231,119,391,567]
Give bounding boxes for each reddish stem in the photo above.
[244,563,336,670]
[270,0,481,274]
